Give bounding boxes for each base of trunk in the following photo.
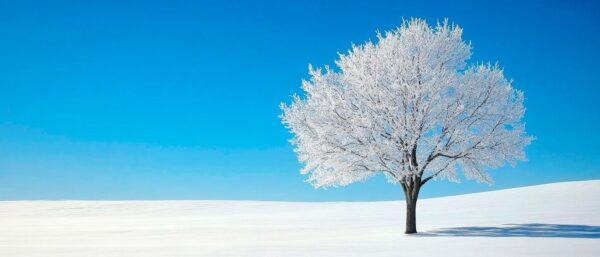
[405,201,417,234]
[402,181,420,234]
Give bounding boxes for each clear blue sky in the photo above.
[1,0,599,201]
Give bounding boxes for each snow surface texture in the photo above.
[1,180,599,257]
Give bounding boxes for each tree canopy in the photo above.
[281,19,531,189]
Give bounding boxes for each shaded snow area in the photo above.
[1,180,599,257]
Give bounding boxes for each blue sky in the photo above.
[1,0,599,201]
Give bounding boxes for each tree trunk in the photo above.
[405,194,418,234]
[402,181,421,234]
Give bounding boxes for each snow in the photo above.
[1,180,599,256]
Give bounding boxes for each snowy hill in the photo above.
[1,180,599,257]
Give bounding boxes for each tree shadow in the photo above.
[419,223,600,238]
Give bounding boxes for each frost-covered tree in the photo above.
[280,19,532,234]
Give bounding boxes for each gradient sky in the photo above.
[1,0,599,201]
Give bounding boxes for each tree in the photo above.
[280,19,532,234]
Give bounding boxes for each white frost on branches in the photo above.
[281,19,532,188]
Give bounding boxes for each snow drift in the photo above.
[1,180,598,257]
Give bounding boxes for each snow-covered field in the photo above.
[1,180,598,257]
